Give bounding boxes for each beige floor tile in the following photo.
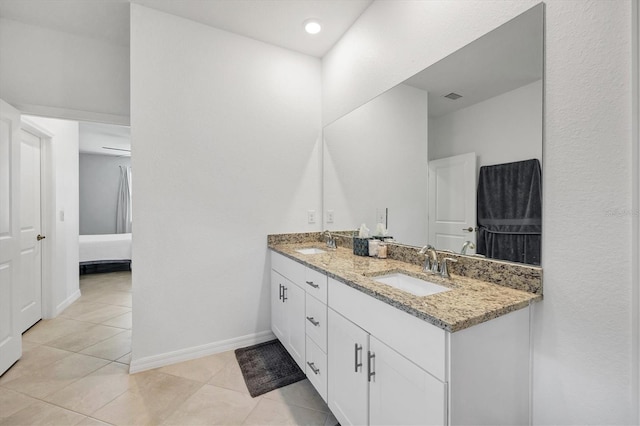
[92,371,203,425]
[158,351,235,383]
[115,353,131,365]
[324,411,338,426]
[2,353,110,399]
[43,362,133,416]
[0,399,86,426]
[22,317,95,344]
[91,292,132,308]
[70,305,131,324]
[208,354,252,395]
[0,388,38,419]
[242,398,328,426]
[80,331,132,361]
[0,345,74,385]
[75,417,113,426]
[101,312,132,329]
[262,379,330,413]
[60,302,110,319]
[46,324,125,352]
[163,384,259,425]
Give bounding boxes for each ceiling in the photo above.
[0,0,372,57]
[0,0,373,155]
[79,122,131,157]
[404,4,543,118]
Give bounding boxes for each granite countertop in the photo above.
[269,242,542,333]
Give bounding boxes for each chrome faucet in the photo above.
[418,245,439,274]
[440,257,458,279]
[461,240,476,255]
[324,230,336,250]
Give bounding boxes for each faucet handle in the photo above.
[441,257,458,279]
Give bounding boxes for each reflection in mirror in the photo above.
[323,3,543,265]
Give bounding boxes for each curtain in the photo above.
[116,166,132,233]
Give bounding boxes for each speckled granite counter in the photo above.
[269,241,541,333]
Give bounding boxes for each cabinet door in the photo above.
[284,279,306,371]
[369,336,446,426]
[328,308,369,426]
[271,270,287,342]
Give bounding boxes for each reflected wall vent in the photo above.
[444,92,462,100]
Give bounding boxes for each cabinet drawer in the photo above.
[305,336,327,402]
[305,293,327,352]
[271,251,304,284]
[303,267,328,304]
[328,277,447,381]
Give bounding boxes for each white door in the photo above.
[369,336,446,426]
[0,100,23,375]
[328,308,369,426]
[428,153,477,254]
[19,129,43,333]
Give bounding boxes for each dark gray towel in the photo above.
[476,159,541,265]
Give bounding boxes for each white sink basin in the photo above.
[295,248,326,255]
[374,273,451,297]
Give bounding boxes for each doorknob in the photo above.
[37,234,46,241]
[462,227,477,233]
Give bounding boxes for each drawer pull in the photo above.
[305,281,319,289]
[354,343,362,372]
[307,361,320,375]
[367,351,376,382]
[306,316,320,327]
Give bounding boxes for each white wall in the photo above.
[323,83,428,246]
[23,116,80,317]
[79,154,131,235]
[0,18,129,125]
[130,5,322,367]
[323,1,634,424]
[429,80,542,172]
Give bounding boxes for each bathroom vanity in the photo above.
[269,233,541,426]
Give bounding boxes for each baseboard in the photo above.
[53,290,81,317]
[129,330,276,374]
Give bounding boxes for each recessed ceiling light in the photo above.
[304,19,322,35]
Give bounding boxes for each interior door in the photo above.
[0,99,23,375]
[19,129,43,332]
[428,153,477,253]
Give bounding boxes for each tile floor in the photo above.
[0,271,337,425]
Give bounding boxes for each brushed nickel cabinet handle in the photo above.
[354,343,362,372]
[307,362,320,375]
[306,316,320,326]
[368,351,376,382]
[305,281,319,289]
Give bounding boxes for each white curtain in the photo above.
[116,166,132,233]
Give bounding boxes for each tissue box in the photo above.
[353,237,370,256]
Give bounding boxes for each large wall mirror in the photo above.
[323,3,543,266]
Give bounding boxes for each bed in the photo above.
[79,233,132,274]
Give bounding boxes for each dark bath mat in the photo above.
[235,339,306,398]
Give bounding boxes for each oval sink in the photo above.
[374,272,451,297]
[295,248,326,255]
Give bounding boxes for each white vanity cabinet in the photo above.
[271,251,329,400]
[270,269,305,370]
[328,277,530,426]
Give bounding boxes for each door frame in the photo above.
[20,118,56,320]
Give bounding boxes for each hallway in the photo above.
[0,272,334,425]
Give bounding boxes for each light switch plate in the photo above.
[326,210,334,223]
[308,210,316,224]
